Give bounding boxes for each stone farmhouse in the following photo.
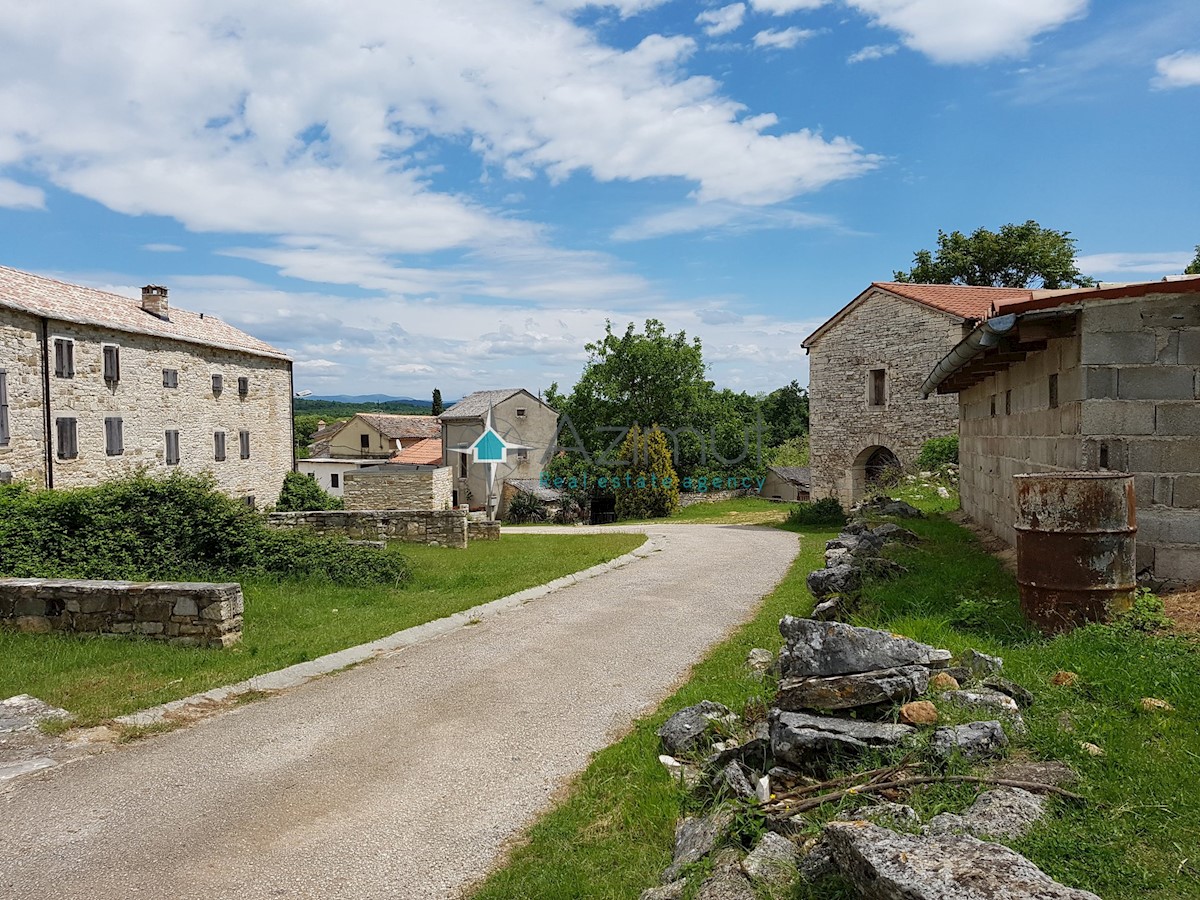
[440,388,558,513]
[803,282,1031,505]
[923,275,1200,585]
[0,265,292,505]
[301,412,441,496]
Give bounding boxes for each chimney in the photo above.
[317,419,326,431]
[141,285,169,320]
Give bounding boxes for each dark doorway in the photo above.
[865,446,901,484]
[589,495,617,525]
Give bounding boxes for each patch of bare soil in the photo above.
[1162,590,1200,635]
[945,510,1017,575]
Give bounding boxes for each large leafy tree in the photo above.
[894,220,1096,289]
[760,380,809,447]
[1185,245,1200,276]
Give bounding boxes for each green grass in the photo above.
[472,507,1200,900]
[0,533,643,724]
[624,497,791,526]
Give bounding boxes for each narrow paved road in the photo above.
[0,525,799,900]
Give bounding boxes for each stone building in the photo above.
[923,276,1200,585]
[0,265,292,505]
[802,283,1030,505]
[761,465,811,502]
[440,388,558,513]
[308,412,440,459]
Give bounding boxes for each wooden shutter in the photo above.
[57,418,77,459]
[105,417,123,456]
[239,430,250,459]
[55,340,74,378]
[237,377,249,396]
[214,431,226,461]
[103,345,120,383]
[212,374,223,394]
[166,430,180,465]
[0,370,9,446]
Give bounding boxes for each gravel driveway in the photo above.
[0,524,799,900]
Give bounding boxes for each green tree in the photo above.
[276,471,344,512]
[760,381,809,447]
[894,221,1096,289]
[614,425,680,520]
[431,388,444,416]
[1185,245,1200,276]
[294,414,323,459]
[766,434,809,467]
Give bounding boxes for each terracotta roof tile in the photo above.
[0,265,289,360]
[872,282,1032,319]
[390,436,444,466]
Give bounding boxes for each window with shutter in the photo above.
[212,374,223,394]
[214,431,226,461]
[54,339,75,378]
[163,369,178,388]
[103,345,120,383]
[868,368,886,407]
[165,430,180,465]
[56,418,78,459]
[105,417,124,456]
[330,473,340,488]
[0,370,9,446]
[239,430,250,459]
[237,376,249,396]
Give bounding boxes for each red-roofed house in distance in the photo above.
[802,282,1032,505]
[299,413,442,496]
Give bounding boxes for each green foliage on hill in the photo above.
[0,472,406,585]
[293,397,430,419]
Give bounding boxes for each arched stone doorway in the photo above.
[848,444,901,500]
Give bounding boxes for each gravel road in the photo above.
[0,524,799,899]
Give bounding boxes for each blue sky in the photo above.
[1,0,1197,399]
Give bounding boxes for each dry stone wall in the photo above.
[343,465,453,511]
[269,509,470,548]
[807,290,966,506]
[0,578,243,648]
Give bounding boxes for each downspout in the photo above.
[40,317,54,488]
[920,314,1017,398]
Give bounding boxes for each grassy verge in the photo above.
[627,497,792,527]
[0,533,644,724]
[472,509,1200,900]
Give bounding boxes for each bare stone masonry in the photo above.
[0,579,243,647]
[269,509,470,548]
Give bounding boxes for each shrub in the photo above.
[615,425,681,520]
[915,434,959,470]
[1113,589,1173,633]
[277,471,344,511]
[786,497,847,527]
[0,471,407,585]
[505,490,547,524]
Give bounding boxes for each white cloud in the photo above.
[696,3,747,37]
[753,27,816,49]
[1076,251,1194,276]
[142,242,184,252]
[0,177,45,209]
[1153,50,1200,88]
[847,44,898,63]
[846,0,1089,64]
[612,202,841,240]
[749,0,829,13]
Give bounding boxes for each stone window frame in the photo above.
[53,337,75,379]
[214,430,227,462]
[101,343,121,385]
[56,417,78,460]
[867,367,887,408]
[239,429,251,460]
[163,368,179,389]
[104,417,124,457]
[165,430,181,466]
[0,369,9,446]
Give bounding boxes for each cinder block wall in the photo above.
[343,466,453,511]
[959,291,1200,584]
[808,291,965,506]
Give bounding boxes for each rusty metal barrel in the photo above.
[1013,472,1137,634]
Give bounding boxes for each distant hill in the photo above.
[312,394,436,405]
[294,397,435,418]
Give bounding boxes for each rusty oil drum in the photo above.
[1013,472,1137,633]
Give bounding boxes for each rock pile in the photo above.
[806,508,920,619]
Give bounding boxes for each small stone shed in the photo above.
[922,276,1200,585]
[803,283,1032,506]
[342,464,453,511]
[761,466,811,502]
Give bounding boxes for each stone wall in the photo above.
[678,488,755,507]
[0,578,243,647]
[342,465,453,511]
[269,509,469,548]
[958,291,1200,584]
[0,309,293,506]
[807,290,966,506]
[468,520,501,541]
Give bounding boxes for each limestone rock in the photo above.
[983,677,1035,708]
[746,648,774,673]
[873,523,919,544]
[716,761,757,800]
[1140,697,1173,712]
[659,754,701,789]
[777,618,951,679]
[925,787,1046,840]
[695,868,755,900]
[941,688,1021,719]
[0,695,72,734]
[930,721,1009,762]
[663,808,734,883]
[658,701,738,756]
[826,532,885,558]
[929,672,960,692]
[962,649,1004,678]
[705,721,770,771]
[989,758,1075,787]
[854,498,925,519]
[741,832,799,890]
[837,801,921,830]
[798,840,837,882]
[822,821,1101,899]
[1080,742,1105,757]
[806,565,862,600]
[811,597,843,621]
[640,881,688,900]
[899,700,939,726]
[771,710,914,766]
[776,666,930,712]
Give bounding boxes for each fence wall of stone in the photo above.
[268,509,470,548]
[343,466,453,511]
[468,520,501,541]
[678,488,755,508]
[0,579,243,648]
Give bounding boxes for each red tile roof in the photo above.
[872,282,1032,319]
[991,276,1200,315]
[390,437,444,466]
[0,265,289,360]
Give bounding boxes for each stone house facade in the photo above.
[924,276,1200,585]
[802,283,1030,505]
[440,388,558,515]
[0,265,293,505]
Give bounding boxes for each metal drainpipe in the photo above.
[40,317,54,489]
[920,314,1018,398]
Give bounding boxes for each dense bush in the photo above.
[915,434,959,470]
[504,490,547,524]
[785,496,847,527]
[614,425,681,520]
[0,472,407,585]
[276,471,344,511]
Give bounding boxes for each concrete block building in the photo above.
[802,283,1031,505]
[0,265,293,505]
[923,276,1200,585]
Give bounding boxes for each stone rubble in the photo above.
[740,831,799,890]
[925,787,1046,840]
[657,701,739,756]
[930,720,1010,762]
